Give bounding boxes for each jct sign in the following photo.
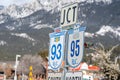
[60,3,78,28]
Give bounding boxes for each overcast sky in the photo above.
[0,0,34,6]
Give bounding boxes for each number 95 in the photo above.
[70,40,80,57]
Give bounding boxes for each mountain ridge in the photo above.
[0,0,120,60]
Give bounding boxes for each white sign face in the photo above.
[49,31,66,70]
[48,72,62,80]
[60,3,78,28]
[67,27,86,68]
[65,71,83,80]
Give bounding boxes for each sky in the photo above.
[0,0,33,6]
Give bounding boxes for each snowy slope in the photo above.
[0,0,119,60]
[85,25,120,40]
[0,0,113,19]
[0,0,43,18]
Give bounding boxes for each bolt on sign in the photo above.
[60,3,78,28]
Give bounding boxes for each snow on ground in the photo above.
[0,40,7,46]
[96,25,120,37]
[11,33,35,41]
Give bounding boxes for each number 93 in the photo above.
[51,43,62,60]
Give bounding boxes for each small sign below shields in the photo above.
[48,72,62,80]
[65,71,83,80]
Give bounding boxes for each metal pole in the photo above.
[63,30,69,80]
[14,57,17,80]
[14,55,21,80]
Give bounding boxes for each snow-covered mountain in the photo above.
[0,0,113,18]
[0,0,43,18]
[85,25,120,40]
[0,0,120,60]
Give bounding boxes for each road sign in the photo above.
[48,72,62,80]
[65,71,83,80]
[67,26,86,68]
[60,3,78,28]
[49,31,66,70]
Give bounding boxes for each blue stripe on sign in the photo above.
[68,27,86,34]
[79,27,86,31]
[68,29,73,34]
[49,31,66,38]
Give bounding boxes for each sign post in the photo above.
[14,55,21,80]
[48,3,86,80]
